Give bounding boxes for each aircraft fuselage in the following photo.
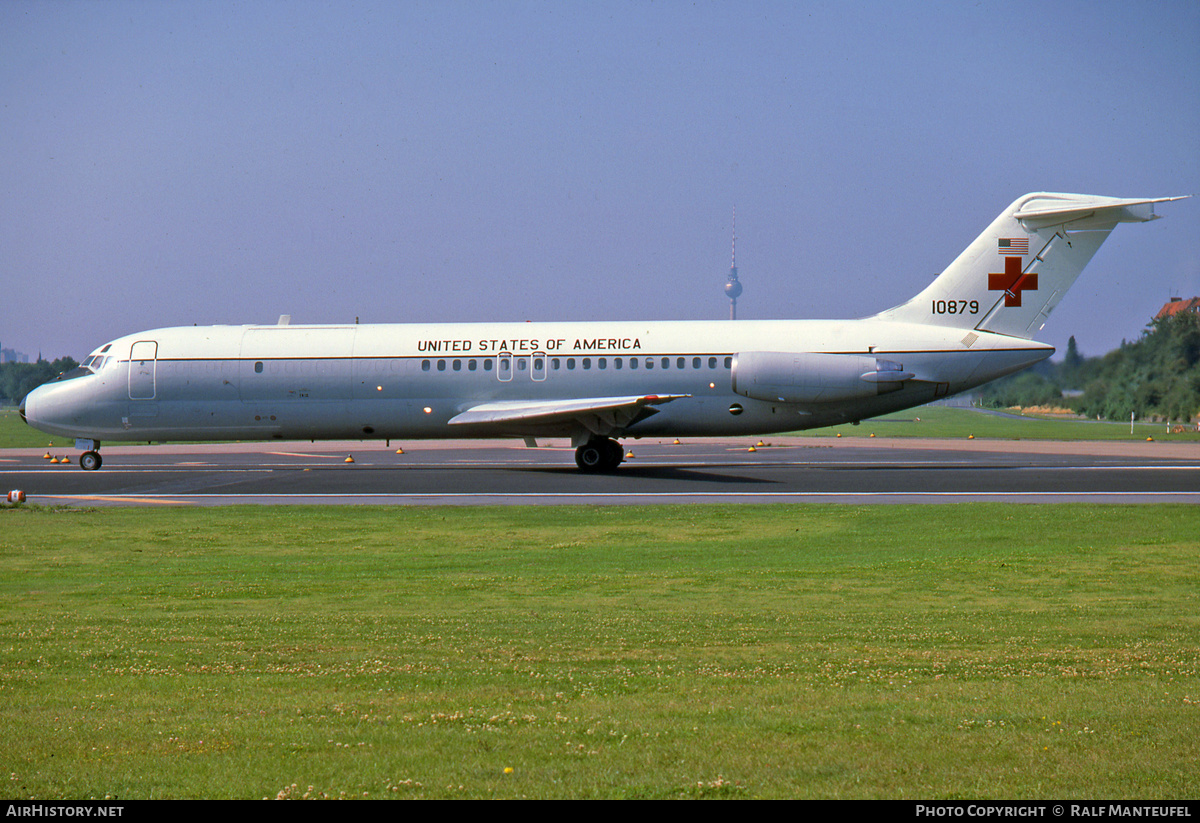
[23,317,1049,444]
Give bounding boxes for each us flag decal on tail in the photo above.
[998,237,1029,255]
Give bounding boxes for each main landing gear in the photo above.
[574,437,624,473]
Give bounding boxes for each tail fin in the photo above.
[873,193,1184,339]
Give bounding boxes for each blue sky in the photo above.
[2,0,1197,362]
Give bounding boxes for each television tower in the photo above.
[724,207,743,319]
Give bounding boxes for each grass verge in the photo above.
[800,405,1200,442]
[1,504,1197,799]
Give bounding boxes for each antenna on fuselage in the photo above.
[725,207,743,319]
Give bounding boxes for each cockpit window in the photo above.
[54,366,95,382]
[73,347,117,377]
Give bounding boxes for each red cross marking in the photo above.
[988,256,1038,307]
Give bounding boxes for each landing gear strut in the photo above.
[574,437,624,473]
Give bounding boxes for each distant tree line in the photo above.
[978,311,1200,422]
[0,358,79,406]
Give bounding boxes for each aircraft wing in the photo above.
[448,394,690,436]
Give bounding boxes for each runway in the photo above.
[2,436,1198,505]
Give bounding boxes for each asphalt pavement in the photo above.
[2,436,1197,505]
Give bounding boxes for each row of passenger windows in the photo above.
[421,355,733,373]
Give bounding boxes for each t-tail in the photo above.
[873,193,1186,339]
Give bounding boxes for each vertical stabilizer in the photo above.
[872,193,1182,339]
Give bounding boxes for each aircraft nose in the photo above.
[19,388,39,428]
[20,383,65,436]
[20,377,109,441]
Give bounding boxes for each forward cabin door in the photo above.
[128,340,158,400]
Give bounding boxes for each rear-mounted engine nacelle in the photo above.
[732,351,914,404]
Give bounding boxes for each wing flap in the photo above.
[448,394,689,435]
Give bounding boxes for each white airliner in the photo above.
[21,192,1183,472]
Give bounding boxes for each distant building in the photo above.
[0,346,31,364]
[1155,297,1200,320]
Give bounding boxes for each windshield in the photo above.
[54,366,94,382]
[58,346,116,381]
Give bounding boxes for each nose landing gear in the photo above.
[74,440,103,471]
[574,437,624,473]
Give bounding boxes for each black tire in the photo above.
[605,438,625,467]
[575,442,606,472]
[80,451,102,471]
[575,438,623,472]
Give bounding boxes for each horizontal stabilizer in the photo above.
[1013,194,1188,229]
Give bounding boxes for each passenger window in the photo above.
[724,356,732,368]
[567,358,575,370]
[452,359,461,371]
[255,361,264,374]
[676,357,685,369]
[422,360,431,371]
[645,358,654,369]
[437,360,446,371]
[598,358,607,370]
[484,359,493,371]
[708,357,717,369]
[468,359,477,371]
[615,358,623,369]
[629,358,638,370]
[693,357,701,369]
[582,358,591,370]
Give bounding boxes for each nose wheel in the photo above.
[574,438,624,472]
[79,451,103,471]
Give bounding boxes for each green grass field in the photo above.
[804,405,1200,442]
[0,407,80,450]
[2,504,1197,799]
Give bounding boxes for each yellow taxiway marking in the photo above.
[36,494,191,506]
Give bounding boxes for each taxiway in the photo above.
[2,436,1197,505]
